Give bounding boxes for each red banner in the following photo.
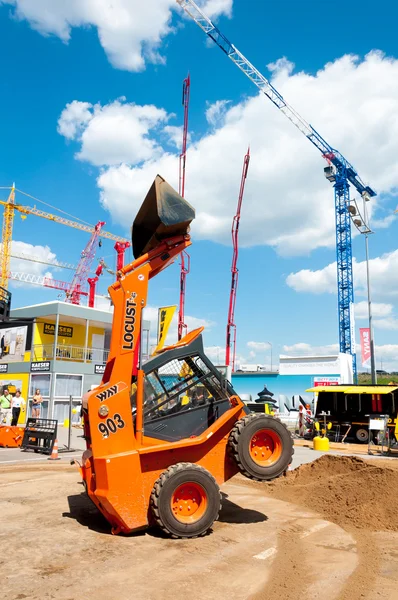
[313,377,339,387]
[360,328,371,368]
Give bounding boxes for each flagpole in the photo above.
[363,197,377,385]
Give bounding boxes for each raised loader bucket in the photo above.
[132,175,195,258]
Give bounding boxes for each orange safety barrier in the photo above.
[0,425,25,448]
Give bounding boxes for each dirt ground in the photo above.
[1,457,397,600]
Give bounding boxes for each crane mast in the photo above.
[0,186,15,290]
[176,0,377,379]
[178,74,191,340]
[226,148,250,371]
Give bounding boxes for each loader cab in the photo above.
[131,332,244,443]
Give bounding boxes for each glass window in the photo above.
[29,373,51,397]
[142,355,228,423]
[55,374,83,398]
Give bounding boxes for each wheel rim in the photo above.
[356,429,368,442]
[171,482,208,524]
[250,428,282,466]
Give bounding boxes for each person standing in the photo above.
[11,389,25,426]
[32,388,43,418]
[0,334,4,359]
[0,387,12,425]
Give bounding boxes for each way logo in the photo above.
[96,385,119,403]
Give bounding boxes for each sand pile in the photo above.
[267,455,398,531]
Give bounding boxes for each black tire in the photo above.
[150,463,221,539]
[355,428,370,444]
[229,413,294,481]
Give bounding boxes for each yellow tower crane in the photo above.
[0,186,129,290]
[1,185,15,290]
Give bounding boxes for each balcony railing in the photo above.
[33,344,109,364]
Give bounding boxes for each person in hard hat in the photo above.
[11,389,25,426]
[0,387,12,425]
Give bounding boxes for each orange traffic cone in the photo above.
[48,438,60,461]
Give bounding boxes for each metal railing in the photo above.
[33,344,109,363]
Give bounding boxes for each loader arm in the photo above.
[83,174,195,443]
[103,234,192,387]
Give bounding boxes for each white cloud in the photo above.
[163,125,183,149]
[8,241,56,277]
[281,342,340,357]
[1,0,233,72]
[0,241,57,288]
[372,214,396,229]
[204,345,225,364]
[57,100,169,166]
[355,301,393,319]
[60,51,398,254]
[143,305,212,349]
[282,341,398,372]
[205,100,231,128]
[372,317,398,331]
[202,0,233,18]
[287,249,398,299]
[204,345,248,368]
[57,100,92,140]
[247,341,273,352]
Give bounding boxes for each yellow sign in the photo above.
[155,306,176,353]
[44,323,73,338]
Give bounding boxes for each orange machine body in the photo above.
[81,235,247,534]
[79,175,293,538]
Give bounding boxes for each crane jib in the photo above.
[177,0,376,198]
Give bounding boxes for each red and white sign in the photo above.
[313,377,340,387]
[360,328,371,368]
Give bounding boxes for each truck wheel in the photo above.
[150,463,221,539]
[229,413,294,481]
[355,428,369,443]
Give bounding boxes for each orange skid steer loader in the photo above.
[78,175,293,538]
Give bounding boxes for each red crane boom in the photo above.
[226,148,250,371]
[178,74,191,340]
[66,221,105,304]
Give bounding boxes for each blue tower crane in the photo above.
[176,0,376,380]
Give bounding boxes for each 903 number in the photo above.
[98,413,125,438]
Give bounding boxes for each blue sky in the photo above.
[1,0,398,370]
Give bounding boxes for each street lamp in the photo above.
[348,193,377,384]
[264,341,273,372]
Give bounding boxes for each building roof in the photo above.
[11,300,113,325]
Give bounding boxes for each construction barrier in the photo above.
[0,425,25,448]
[21,418,58,455]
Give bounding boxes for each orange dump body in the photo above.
[0,425,24,448]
